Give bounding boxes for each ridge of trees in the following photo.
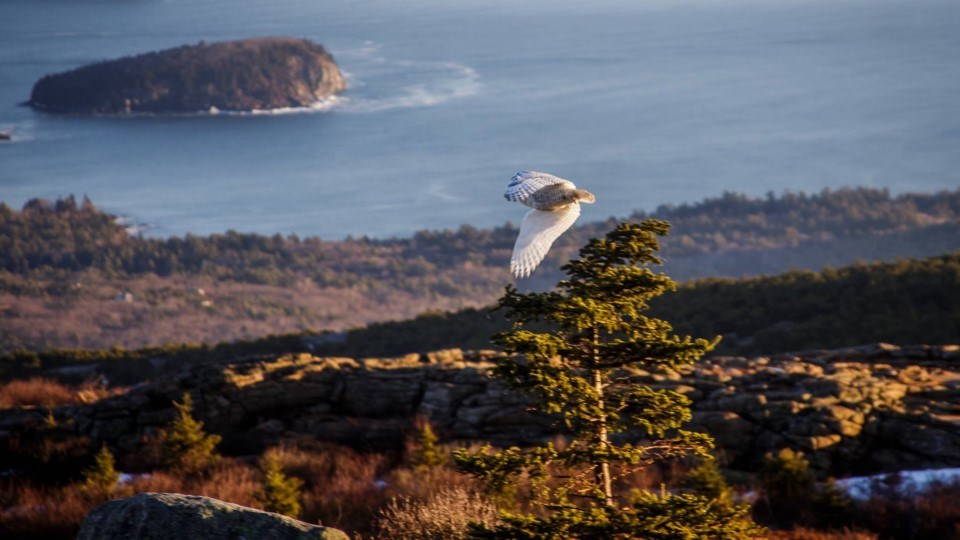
[2,187,959,288]
[324,251,960,358]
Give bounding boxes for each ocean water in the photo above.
[1,0,958,239]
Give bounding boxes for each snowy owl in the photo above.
[504,170,596,279]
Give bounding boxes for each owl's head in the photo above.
[570,189,596,204]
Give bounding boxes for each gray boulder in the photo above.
[77,492,348,540]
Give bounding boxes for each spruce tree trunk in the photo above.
[592,327,614,506]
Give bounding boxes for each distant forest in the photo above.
[3,186,960,284]
[321,252,960,358]
[1,187,958,353]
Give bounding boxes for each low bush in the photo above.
[0,376,124,409]
[373,485,499,540]
[0,378,76,408]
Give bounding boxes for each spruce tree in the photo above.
[409,420,446,470]
[257,453,304,518]
[160,392,221,474]
[83,443,120,495]
[455,220,762,539]
[681,456,734,509]
[758,448,815,528]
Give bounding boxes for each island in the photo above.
[28,37,346,114]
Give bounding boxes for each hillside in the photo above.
[308,252,960,358]
[28,37,345,114]
[5,343,960,539]
[1,188,958,352]
[3,251,959,386]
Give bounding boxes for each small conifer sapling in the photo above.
[83,443,120,495]
[257,453,304,518]
[409,419,446,470]
[160,392,221,474]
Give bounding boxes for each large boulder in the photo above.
[77,492,348,540]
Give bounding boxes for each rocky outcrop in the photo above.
[2,344,959,475]
[77,492,348,540]
[29,37,345,114]
[682,344,960,471]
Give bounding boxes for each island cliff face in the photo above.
[29,37,346,114]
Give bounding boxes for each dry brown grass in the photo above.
[37,440,405,535]
[265,441,391,532]
[387,465,479,501]
[0,480,108,539]
[29,439,960,540]
[0,377,125,409]
[0,378,75,408]
[0,269,499,352]
[372,485,500,540]
[260,441,488,535]
[855,479,960,540]
[766,528,878,540]
[0,460,263,539]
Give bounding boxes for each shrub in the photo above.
[0,481,103,539]
[810,478,855,529]
[0,377,75,408]
[757,448,815,528]
[760,448,814,499]
[0,376,125,409]
[855,477,960,539]
[373,485,499,540]
[680,456,734,507]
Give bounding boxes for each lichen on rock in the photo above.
[76,492,349,540]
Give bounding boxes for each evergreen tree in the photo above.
[160,392,221,474]
[759,448,814,501]
[83,443,120,495]
[681,456,734,508]
[257,453,304,518]
[409,420,446,470]
[455,220,762,539]
[811,477,855,529]
[757,448,815,528]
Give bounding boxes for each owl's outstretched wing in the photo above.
[510,203,581,279]
[504,171,575,203]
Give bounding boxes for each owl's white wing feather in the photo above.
[505,171,575,203]
[510,203,581,279]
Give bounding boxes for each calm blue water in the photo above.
[1,0,959,239]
